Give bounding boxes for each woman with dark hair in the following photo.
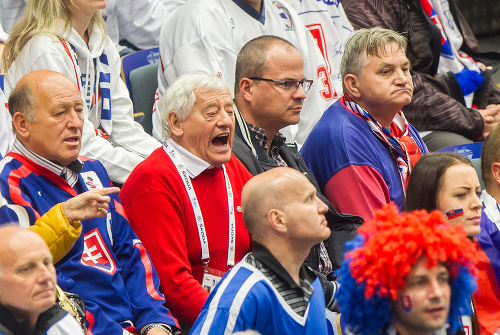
[405,152,481,334]
[406,152,482,236]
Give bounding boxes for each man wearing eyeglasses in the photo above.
[232,35,362,273]
[301,28,428,221]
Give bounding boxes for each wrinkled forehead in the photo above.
[193,87,233,108]
[0,232,49,270]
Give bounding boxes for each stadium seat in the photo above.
[435,142,484,189]
[121,47,160,123]
[129,63,158,135]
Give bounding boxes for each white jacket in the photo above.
[106,0,186,50]
[0,89,13,158]
[5,23,161,184]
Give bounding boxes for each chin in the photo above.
[467,227,481,237]
[211,155,232,167]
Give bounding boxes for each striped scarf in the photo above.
[342,95,416,192]
[60,38,113,138]
[419,0,480,106]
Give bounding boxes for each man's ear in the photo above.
[12,112,30,140]
[167,111,183,138]
[239,78,253,103]
[491,162,500,186]
[343,74,362,99]
[268,209,287,234]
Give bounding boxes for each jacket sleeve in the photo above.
[324,164,390,221]
[405,72,484,140]
[109,196,179,330]
[84,299,136,335]
[115,0,186,49]
[29,203,82,264]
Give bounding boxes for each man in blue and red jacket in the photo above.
[0,70,178,335]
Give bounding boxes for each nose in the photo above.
[67,109,83,128]
[217,109,233,128]
[394,69,409,85]
[293,82,307,100]
[428,278,446,301]
[37,264,55,285]
[316,195,328,214]
[471,193,482,211]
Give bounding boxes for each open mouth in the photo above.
[212,134,229,148]
[65,136,80,143]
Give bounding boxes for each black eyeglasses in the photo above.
[249,77,313,92]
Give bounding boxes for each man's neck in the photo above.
[240,109,279,153]
[264,242,308,286]
[486,186,500,205]
[352,99,399,129]
[245,0,263,13]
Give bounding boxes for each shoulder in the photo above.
[42,305,82,334]
[206,262,276,314]
[407,122,428,153]
[120,148,180,199]
[225,154,253,182]
[302,101,373,159]
[15,34,65,62]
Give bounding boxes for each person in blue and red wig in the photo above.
[337,205,477,335]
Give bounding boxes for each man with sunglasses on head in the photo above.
[232,35,362,274]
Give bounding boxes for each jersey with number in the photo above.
[0,154,178,335]
[153,0,334,144]
[287,0,353,100]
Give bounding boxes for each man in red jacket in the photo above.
[120,73,253,329]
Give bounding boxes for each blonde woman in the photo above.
[3,0,161,184]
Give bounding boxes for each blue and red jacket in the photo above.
[0,153,178,335]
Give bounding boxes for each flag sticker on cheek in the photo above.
[445,208,464,220]
[400,293,413,313]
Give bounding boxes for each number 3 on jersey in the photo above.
[307,24,337,100]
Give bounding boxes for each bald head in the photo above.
[0,226,49,273]
[0,226,57,324]
[242,167,330,251]
[9,70,79,123]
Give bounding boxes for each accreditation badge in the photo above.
[202,267,226,293]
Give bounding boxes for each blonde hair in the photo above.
[2,0,106,72]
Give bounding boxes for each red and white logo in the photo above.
[81,228,116,275]
[400,293,413,313]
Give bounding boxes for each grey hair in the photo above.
[340,27,408,92]
[158,72,232,140]
[8,84,36,133]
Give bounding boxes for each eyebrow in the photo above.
[451,186,473,191]
[379,60,410,68]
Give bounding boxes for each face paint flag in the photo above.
[401,294,413,313]
[446,208,464,220]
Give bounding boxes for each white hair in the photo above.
[158,72,232,141]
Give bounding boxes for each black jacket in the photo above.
[0,304,70,335]
[232,121,363,271]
